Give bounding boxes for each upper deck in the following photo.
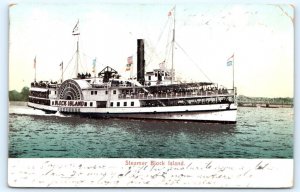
[118,88,235,100]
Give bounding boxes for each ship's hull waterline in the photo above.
[27,102,237,123]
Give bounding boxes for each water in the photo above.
[9,102,293,158]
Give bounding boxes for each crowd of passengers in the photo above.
[31,81,58,88]
[28,97,50,106]
[111,80,132,87]
[120,87,229,98]
[77,73,92,79]
[29,90,49,98]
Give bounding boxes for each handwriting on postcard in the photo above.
[8,158,293,188]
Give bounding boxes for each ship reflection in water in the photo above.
[9,103,293,159]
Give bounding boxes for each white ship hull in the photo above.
[28,102,237,123]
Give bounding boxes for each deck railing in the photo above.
[118,89,235,100]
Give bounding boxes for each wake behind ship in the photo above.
[28,13,237,123]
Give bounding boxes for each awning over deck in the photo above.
[29,87,48,92]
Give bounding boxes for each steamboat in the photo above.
[27,11,237,123]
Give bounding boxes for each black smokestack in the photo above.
[137,39,145,85]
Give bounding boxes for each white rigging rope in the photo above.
[146,18,170,67]
[60,51,77,81]
[175,41,212,82]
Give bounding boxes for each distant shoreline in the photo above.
[238,104,293,108]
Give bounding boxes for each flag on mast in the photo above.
[227,54,234,66]
[72,20,80,35]
[92,58,96,73]
[168,6,175,16]
[159,60,166,70]
[126,56,133,71]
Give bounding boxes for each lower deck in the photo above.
[27,102,237,123]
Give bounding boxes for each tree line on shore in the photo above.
[9,87,29,101]
[237,95,293,105]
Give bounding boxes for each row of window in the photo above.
[91,90,116,95]
[91,91,98,95]
[51,90,118,96]
[110,101,134,107]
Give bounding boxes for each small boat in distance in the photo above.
[28,9,237,123]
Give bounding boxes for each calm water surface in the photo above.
[9,102,293,158]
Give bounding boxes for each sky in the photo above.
[8,1,294,97]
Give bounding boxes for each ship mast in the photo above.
[60,61,63,83]
[171,6,176,84]
[34,56,36,82]
[233,55,235,90]
[72,20,80,78]
[76,39,79,77]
